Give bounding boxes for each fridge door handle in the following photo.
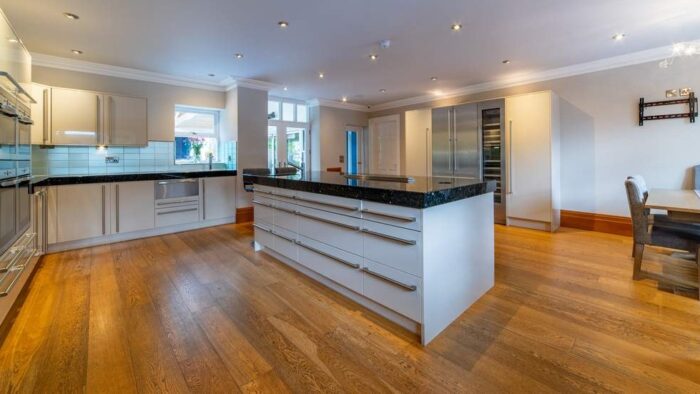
[508,120,513,195]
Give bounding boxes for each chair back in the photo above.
[625,177,650,243]
[694,165,700,189]
[626,175,648,201]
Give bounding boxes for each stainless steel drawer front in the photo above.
[155,179,199,200]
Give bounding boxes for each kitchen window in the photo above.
[174,106,221,164]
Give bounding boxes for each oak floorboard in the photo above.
[0,224,698,392]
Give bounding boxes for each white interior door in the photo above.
[368,115,400,175]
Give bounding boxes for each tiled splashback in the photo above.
[33,140,237,176]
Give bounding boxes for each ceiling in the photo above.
[2,0,700,106]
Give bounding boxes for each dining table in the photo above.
[646,189,700,222]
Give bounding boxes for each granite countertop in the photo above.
[247,171,496,209]
[31,169,237,188]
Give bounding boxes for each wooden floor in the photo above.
[1,224,699,393]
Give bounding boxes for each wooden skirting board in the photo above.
[236,207,254,223]
[560,210,632,236]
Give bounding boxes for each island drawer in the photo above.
[252,194,275,226]
[273,200,298,232]
[361,220,422,277]
[297,205,362,255]
[253,222,274,250]
[296,235,363,294]
[361,201,422,231]
[294,190,361,217]
[362,259,422,322]
[270,226,298,262]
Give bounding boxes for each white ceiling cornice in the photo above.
[31,52,227,91]
[368,42,691,112]
[223,76,281,92]
[307,98,370,112]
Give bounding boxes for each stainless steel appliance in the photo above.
[432,103,480,179]
[432,99,506,223]
[477,100,506,224]
[154,178,200,227]
[0,82,36,299]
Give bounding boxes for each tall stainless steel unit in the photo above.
[478,100,506,224]
[431,103,480,178]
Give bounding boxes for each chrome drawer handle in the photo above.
[0,265,26,297]
[271,231,295,243]
[157,179,197,185]
[274,206,297,215]
[252,200,273,208]
[294,196,358,212]
[156,207,198,215]
[361,208,416,223]
[295,240,360,269]
[296,211,360,231]
[360,228,417,245]
[361,267,417,291]
[253,223,272,233]
[156,199,198,206]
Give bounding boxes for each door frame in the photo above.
[368,114,401,175]
[345,125,366,174]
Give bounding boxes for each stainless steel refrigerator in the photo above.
[431,100,506,223]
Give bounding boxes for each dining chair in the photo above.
[625,177,700,292]
[695,165,700,189]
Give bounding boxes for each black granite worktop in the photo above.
[247,171,496,209]
[31,169,237,189]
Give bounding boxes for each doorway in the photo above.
[345,126,365,174]
[368,115,400,175]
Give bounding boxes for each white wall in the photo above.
[369,56,700,216]
[32,66,226,142]
[309,105,368,171]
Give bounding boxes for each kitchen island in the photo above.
[248,172,496,345]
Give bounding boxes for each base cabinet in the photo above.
[202,176,236,220]
[55,184,108,243]
[112,181,155,234]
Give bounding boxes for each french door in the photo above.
[268,124,308,171]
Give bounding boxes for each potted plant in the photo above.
[189,135,205,162]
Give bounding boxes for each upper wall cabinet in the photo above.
[41,86,148,146]
[104,95,148,146]
[0,12,31,94]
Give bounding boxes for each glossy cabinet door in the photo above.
[55,184,108,243]
[202,176,236,221]
[505,91,559,230]
[50,87,102,145]
[105,94,148,146]
[29,84,48,145]
[113,181,155,233]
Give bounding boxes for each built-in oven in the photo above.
[16,111,32,160]
[0,164,17,255]
[0,99,17,160]
[16,161,31,236]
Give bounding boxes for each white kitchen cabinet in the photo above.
[112,181,155,234]
[49,87,102,145]
[0,12,31,92]
[104,94,148,146]
[29,83,48,145]
[56,184,108,243]
[202,176,236,221]
[505,90,560,232]
[404,108,432,177]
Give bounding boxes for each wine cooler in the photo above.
[478,100,506,224]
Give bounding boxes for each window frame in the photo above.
[174,105,222,164]
[268,97,310,169]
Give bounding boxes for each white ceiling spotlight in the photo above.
[318,72,325,79]
[283,86,288,91]
[379,89,387,93]
[278,21,289,28]
[369,54,378,61]
[430,76,438,81]
[341,96,348,102]
[71,49,83,55]
[612,33,626,41]
[234,53,244,59]
[451,23,462,31]
[63,12,79,20]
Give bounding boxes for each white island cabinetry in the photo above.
[252,183,494,345]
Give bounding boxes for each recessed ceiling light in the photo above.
[63,12,80,20]
[234,53,244,59]
[430,76,438,81]
[283,86,288,91]
[612,33,625,41]
[71,49,83,55]
[278,21,289,28]
[7,38,18,43]
[341,96,348,102]
[379,89,386,93]
[369,54,378,61]
[502,59,511,64]
[318,72,324,79]
[208,73,215,77]
[451,23,462,31]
